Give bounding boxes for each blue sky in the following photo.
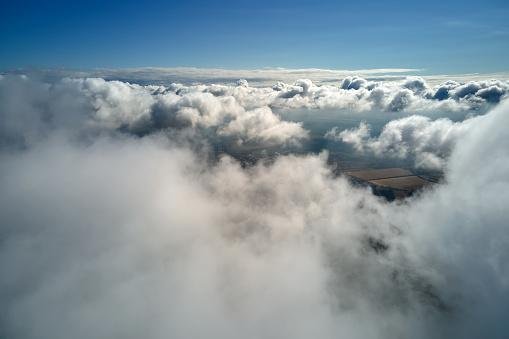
[1,0,508,74]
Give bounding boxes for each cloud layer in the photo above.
[1,75,509,338]
[0,76,307,148]
[175,76,509,113]
[8,67,421,86]
[2,74,508,150]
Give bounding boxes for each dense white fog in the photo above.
[0,75,508,339]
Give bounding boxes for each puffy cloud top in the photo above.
[0,76,307,148]
[326,114,479,169]
[167,75,508,113]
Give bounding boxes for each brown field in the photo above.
[369,176,430,191]
[344,168,413,181]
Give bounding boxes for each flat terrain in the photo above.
[370,176,430,191]
[344,167,434,200]
[345,168,413,181]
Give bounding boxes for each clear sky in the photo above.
[1,0,508,74]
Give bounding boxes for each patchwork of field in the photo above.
[344,168,413,181]
[370,176,431,191]
[344,168,434,199]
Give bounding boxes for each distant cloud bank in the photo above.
[1,74,507,151]
[7,67,421,85]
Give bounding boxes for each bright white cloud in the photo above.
[178,76,508,112]
[0,76,307,148]
[1,74,509,338]
[218,106,307,146]
[327,115,479,169]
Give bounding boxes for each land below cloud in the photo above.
[1,70,508,339]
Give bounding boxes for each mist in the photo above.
[0,76,508,339]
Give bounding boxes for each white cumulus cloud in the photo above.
[326,114,479,169]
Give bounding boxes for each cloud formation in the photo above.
[326,115,479,169]
[167,76,509,112]
[0,76,307,148]
[8,67,421,86]
[1,74,509,338]
[2,74,508,144]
